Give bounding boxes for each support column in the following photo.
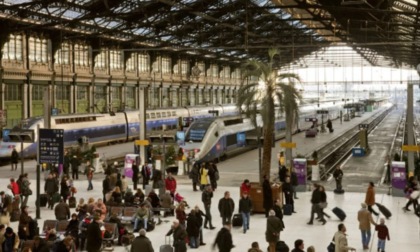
[70,85,75,114]
[22,82,29,119]
[407,83,415,174]
[139,87,147,166]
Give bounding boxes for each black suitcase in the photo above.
[332,207,346,221]
[376,203,392,219]
[40,193,48,207]
[232,213,243,227]
[69,196,76,208]
[283,204,293,215]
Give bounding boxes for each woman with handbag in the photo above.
[318,185,330,223]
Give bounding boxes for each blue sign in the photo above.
[51,108,59,116]
[2,129,10,142]
[237,132,246,147]
[176,131,186,145]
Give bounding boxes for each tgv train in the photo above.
[181,102,345,162]
[0,104,238,159]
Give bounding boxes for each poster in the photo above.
[237,132,246,147]
[391,161,406,197]
[293,158,307,191]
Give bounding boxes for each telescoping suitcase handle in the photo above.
[165,235,172,245]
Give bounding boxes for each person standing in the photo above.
[262,175,273,218]
[131,229,154,252]
[194,205,206,246]
[186,209,200,248]
[60,176,70,204]
[202,185,215,229]
[63,150,70,177]
[365,182,379,216]
[266,210,283,252]
[333,167,344,193]
[358,203,377,250]
[334,223,356,252]
[200,164,209,191]
[70,155,80,180]
[208,162,219,191]
[278,166,288,183]
[240,179,251,195]
[11,148,18,171]
[239,192,252,234]
[166,219,187,252]
[85,161,94,191]
[132,161,140,190]
[272,198,284,221]
[20,174,31,208]
[213,225,234,252]
[218,191,235,225]
[283,176,296,213]
[290,168,299,199]
[102,175,111,204]
[165,173,177,197]
[86,215,102,252]
[54,199,70,221]
[189,163,200,191]
[375,218,390,252]
[8,178,19,197]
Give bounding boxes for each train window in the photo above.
[146,114,150,119]
[156,112,160,118]
[172,111,176,116]
[161,112,166,117]
[150,113,156,119]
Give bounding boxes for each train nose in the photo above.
[0,144,15,158]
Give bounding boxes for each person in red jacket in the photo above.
[375,218,390,252]
[165,172,177,197]
[240,179,251,195]
[8,178,20,196]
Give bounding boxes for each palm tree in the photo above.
[237,48,301,183]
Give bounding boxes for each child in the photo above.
[375,218,390,252]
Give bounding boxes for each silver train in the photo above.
[181,102,345,162]
[0,104,238,159]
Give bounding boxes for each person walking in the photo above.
[333,167,344,193]
[365,182,379,216]
[266,210,283,252]
[307,184,323,225]
[334,223,356,252]
[218,191,235,225]
[44,174,58,210]
[319,185,330,220]
[262,175,273,217]
[131,229,154,252]
[403,176,419,212]
[166,219,187,252]
[189,163,200,191]
[194,205,206,246]
[358,203,377,250]
[20,174,31,208]
[85,161,94,191]
[239,192,253,234]
[375,217,390,252]
[132,161,140,190]
[213,225,234,252]
[11,148,18,171]
[86,214,102,252]
[202,185,215,229]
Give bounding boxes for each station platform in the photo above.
[0,178,417,252]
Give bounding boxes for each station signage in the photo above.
[38,128,64,165]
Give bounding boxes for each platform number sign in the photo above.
[38,129,64,165]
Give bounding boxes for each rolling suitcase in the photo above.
[232,213,243,227]
[375,203,392,219]
[40,193,48,207]
[283,204,293,215]
[332,207,346,221]
[160,236,174,252]
[69,196,76,208]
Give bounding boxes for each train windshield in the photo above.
[21,118,40,129]
[185,120,213,142]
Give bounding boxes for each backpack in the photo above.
[214,171,220,181]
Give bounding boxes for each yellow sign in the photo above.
[402,145,420,152]
[135,140,150,146]
[280,142,296,148]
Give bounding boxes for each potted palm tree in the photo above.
[238,48,301,183]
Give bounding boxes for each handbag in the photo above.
[327,241,335,252]
[319,202,328,209]
[410,190,420,200]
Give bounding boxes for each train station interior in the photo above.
[0,1,420,252]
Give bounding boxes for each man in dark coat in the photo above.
[238,192,253,233]
[45,173,58,209]
[132,161,140,190]
[166,220,187,252]
[202,185,215,229]
[102,175,111,204]
[262,175,273,217]
[189,163,200,191]
[186,209,200,248]
[333,167,344,192]
[218,191,235,225]
[278,166,288,183]
[307,184,322,225]
[86,215,102,252]
[63,150,70,176]
[70,155,80,180]
[213,225,234,252]
[283,176,296,213]
[33,235,50,252]
[130,229,154,252]
[11,148,18,171]
[54,199,70,221]
[266,210,283,252]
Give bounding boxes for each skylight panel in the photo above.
[74,0,93,5]
[4,0,31,4]
[62,9,84,19]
